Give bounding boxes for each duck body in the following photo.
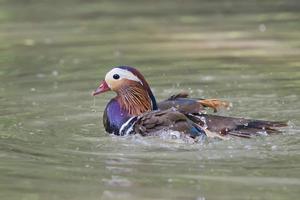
[93,66,286,140]
[103,95,206,140]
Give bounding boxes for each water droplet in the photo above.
[259,24,266,32]
[52,70,58,76]
[24,39,35,46]
[271,145,277,151]
[36,73,45,78]
[44,38,52,44]
[73,58,80,64]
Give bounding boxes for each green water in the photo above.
[1,0,300,199]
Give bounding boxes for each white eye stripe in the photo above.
[105,68,143,86]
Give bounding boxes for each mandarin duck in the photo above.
[92,66,286,140]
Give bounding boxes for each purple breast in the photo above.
[103,99,131,135]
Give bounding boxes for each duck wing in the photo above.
[120,109,206,140]
[158,92,230,113]
[187,113,287,138]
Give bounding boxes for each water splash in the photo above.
[90,97,97,112]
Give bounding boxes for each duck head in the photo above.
[93,66,158,116]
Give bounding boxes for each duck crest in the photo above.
[117,81,152,116]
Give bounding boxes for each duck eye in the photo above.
[113,74,120,80]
